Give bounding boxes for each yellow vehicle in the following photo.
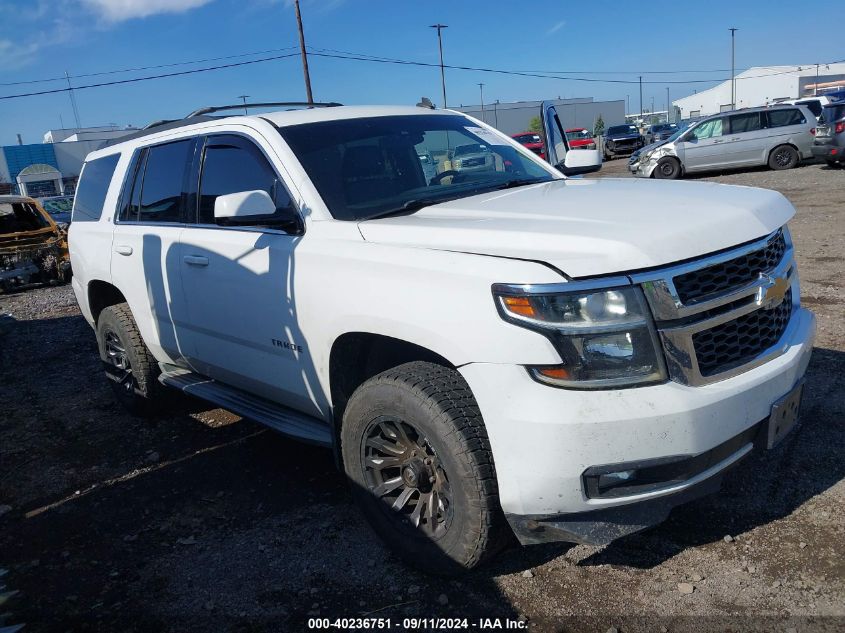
[0,195,71,291]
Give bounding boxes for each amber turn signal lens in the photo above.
[502,296,536,318]
[536,367,571,380]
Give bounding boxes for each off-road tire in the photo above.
[768,144,799,170]
[341,361,509,575]
[654,156,682,179]
[96,303,167,416]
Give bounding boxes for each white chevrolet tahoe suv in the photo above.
[69,101,815,575]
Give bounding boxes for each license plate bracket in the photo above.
[767,381,804,449]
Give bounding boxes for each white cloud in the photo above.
[80,0,215,22]
[546,20,566,35]
[0,38,43,70]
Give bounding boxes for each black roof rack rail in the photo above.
[142,119,178,130]
[185,101,342,118]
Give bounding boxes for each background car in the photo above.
[510,131,545,158]
[38,195,74,226]
[418,151,438,182]
[811,102,845,167]
[451,143,496,173]
[603,123,644,159]
[564,128,596,149]
[645,123,678,144]
[631,104,815,179]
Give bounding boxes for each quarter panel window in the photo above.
[768,109,806,128]
[73,153,120,222]
[198,135,293,225]
[138,140,192,223]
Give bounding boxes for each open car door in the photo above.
[541,101,603,176]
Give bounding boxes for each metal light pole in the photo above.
[639,76,643,121]
[294,0,314,104]
[729,28,738,109]
[666,87,670,122]
[815,63,820,95]
[430,24,448,108]
[478,83,485,121]
[494,99,499,128]
[238,95,250,115]
[626,94,630,115]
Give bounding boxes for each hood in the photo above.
[357,179,794,279]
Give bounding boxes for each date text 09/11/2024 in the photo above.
[307,617,528,629]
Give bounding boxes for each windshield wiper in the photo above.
[490,177,548,190]
[361,197,452,221]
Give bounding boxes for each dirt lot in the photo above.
[1,160,843,633]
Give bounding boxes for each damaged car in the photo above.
[0,195,71,291]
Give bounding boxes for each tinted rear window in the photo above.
[821,104,845,124]
[73,154,120,221]
[767,108,806,128]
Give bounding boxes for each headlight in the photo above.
[453,159,463,168]
[640,150,655,163]
[493,284,667,389]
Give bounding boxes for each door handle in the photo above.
[731,137,741,141]
[183,255,209,267]
[713,139,724,144]
[114,245,133,256]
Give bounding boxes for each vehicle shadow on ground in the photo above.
[578,346,845,569]
[1,316,531,631]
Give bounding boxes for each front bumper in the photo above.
[459,307,815,545]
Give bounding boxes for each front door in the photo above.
[679,116,728,171]
[177,134,317,415]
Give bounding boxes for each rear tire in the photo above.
[768,145,799,170]
[341,361,509,575]
[654,157,682,179]
[97,303,167,416]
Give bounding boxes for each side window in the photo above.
[729,112,762,134]
[768,109,806,128]
[198,134,293,225]
[691,118,724,140]
[137,140,192,224]
[117,149,145,222]
[73,153,120,222]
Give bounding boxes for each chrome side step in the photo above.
[159,367,333,447]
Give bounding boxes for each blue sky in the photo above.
[0,0,841,146]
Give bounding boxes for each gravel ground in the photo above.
[1,159,843,632]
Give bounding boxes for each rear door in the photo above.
[724,111,768,166]
[110,138,195,365]
[765,108,812,157]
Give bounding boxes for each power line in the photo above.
[0,52,300,101]
[0,46,300,87]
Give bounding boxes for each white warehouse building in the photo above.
[673,63,845,119]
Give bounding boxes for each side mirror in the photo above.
[558,148,602,176]
[214,190,276,221]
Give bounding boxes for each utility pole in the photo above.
[626,94,630,115]
[494,100,499,128]
[666,87,670,122]
[293,0,314,104]
[238,95,250,115]
[638,76,643,121]
[478,83,485,121]
[729,27,738,109]
[430,24,448,109]
[65,71,81,129]
[815,63,820,95]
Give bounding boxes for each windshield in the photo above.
[0,201,51,234]
[278,114,554,221]
[607,125,638,135]
[565,129,591,140]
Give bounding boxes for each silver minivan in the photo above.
[630,105,816,179]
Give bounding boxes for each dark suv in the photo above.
[603,124,644,159]
[812,103,845,166]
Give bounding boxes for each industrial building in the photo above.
[673,63,845,119]
[0,125,137,197]
[454,97,626,136]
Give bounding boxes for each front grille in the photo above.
[692,289,793,377]
[674,230,786,303]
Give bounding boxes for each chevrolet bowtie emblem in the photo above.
[756,274,789,309]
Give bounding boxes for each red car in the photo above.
[511,131,545,159]
[565,128,597,149]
